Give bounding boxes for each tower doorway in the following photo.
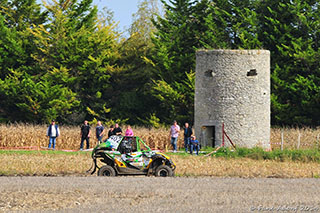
[201,126,215,147]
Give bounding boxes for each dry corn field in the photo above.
[0,124,184,150]
[270,127,320,150]
[1,124,320,150]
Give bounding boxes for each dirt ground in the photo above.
[0,176,320,212]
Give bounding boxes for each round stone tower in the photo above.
[195,49,270,149]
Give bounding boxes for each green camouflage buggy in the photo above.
[88,135,176,177]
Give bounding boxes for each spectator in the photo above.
[80,120,91,150]
[108,125,115,138]
[183,122,193,152]
[125,125,134,136]
[47,120,60,150]
[113,123,122,135]
[169,120,180,153]
[190,135,200,155]
[96,121,105,144]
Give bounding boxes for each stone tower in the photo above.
[195,49,270,149]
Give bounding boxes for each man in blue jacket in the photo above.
[190,135,200,155]
[47,120,60,150]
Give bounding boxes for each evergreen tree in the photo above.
[0,0,47,31]
[150,0,200,124]
[200,0,262,49]
[256,0,320,125]
[0,0,47,79]
[0,70,79,122]
[0,14,25,80]
[152,0,197,83]
[113,0,159,125]
[28,0,121,123]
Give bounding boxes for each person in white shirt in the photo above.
[47,120,60,150]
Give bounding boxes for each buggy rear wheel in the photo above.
[155,165,174,177]
[98,165,116,176]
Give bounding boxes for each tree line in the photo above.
[0,0,319,127]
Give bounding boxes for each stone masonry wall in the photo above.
[195,50,270,149]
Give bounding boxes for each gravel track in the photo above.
[0,176,320,212]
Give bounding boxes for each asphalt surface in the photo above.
[0,176,320,212]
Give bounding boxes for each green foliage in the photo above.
[0,0,47,78]
[256,0,320,126]
[1,0,320,127]
[152,0,197,83]
[137,113,164,128]
[0,70,79,122]
[150,0,201,124]
[26,0,121,123]
[151,71,195,123]
[0,0,122,124]
[0,14,25,79]
[200,0,262,49]
[0,0,47,31]
[112,0,159,125]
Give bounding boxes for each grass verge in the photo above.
[209,147,320,163]
[1,149,320,178]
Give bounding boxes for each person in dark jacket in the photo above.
[80,120,91,150]
[113,123,122,135]
[108,125,115,138]
[47,120,60,150]
[183,122,193,152]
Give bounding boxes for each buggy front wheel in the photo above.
[98,165,116,176]
[155,165,174,177]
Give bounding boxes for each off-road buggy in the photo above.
[88,135,176,177]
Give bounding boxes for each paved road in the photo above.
[0,177,320,212]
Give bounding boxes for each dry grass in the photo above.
[171,155,320,178]
[1,123,320,150]
[0,152,91,176]
[0,152,320,178]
